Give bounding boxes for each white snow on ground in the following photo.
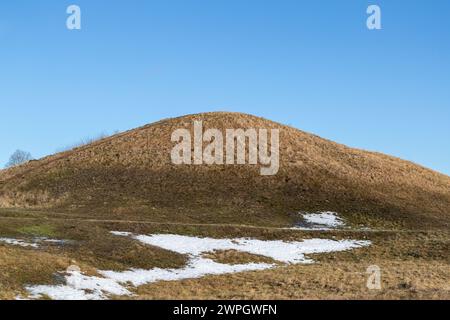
[40,238,69,245]
[292,211,346,230]
[0,238,39,248]
[24,232,370,300]
[129,233,366,264]
[101,257,273,287]
[26,271,131,300]
[303,212,345,227]
[110,231,133,237]
[0,237,68,248]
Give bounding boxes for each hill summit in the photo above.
[0,112,449,229]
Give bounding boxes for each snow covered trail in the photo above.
[24,232,371,300]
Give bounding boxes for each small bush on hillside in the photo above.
[5,150,33,168]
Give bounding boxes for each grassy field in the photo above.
[0,208,448,300]
[0,113,448,300]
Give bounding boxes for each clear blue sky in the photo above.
[1,0,449,175]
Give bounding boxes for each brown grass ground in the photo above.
[0,112,449,231]
[0,209,448,300]
[0,113,448,299]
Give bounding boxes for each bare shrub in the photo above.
[5,150,33,168]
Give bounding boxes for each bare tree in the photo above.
[5,150,33,168]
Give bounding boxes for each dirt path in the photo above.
[0,214,434,234]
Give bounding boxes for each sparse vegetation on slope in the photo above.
[0,112,449,230]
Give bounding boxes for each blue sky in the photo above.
[0,0,449,175]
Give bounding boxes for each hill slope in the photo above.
[0,112,449,229]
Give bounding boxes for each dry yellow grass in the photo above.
[131,230,450,300]
[132,260,450,300]
[203,250,279,265]
[0,246,71,299]
[0,113,448,300]
[0,112,448,230]
[0,215,447,300]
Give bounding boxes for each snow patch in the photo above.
[26,271,131,300]
[130,233,366,264]
[101,257,273,287]
[110,231,133,237]
[292,211,346,230]
[0,237,68,248]
[24,232,370,300]
[0,238,38,248]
